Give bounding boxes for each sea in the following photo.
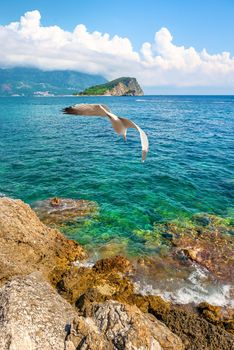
[0,95,233,305]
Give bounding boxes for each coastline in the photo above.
[0,196,233,349]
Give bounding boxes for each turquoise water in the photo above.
[0,96,233,256]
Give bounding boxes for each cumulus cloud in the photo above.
[0,10,234,87]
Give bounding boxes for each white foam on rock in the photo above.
[134,264,234,307]
[73,259,95,268]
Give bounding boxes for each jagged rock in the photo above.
[198,302,234,334]
[150,305,234,350]
[68,300,184,350]
[57,263,134,305]
[65,317,112,350]
[32,197,98,225]
[0,273,183,350]
[93,255,133,274]
[0,272,78,350]
[0,197,86,286]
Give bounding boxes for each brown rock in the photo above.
[160,215,234,282]
[65,317,111,350]
[0,272,78,350]
[149,305,234,350]
[50,197,62,206]
[0,197,86,286]
[57,263,134,305]
[93,255,132,274]
[33,197,98,225]
[87,300,184,350]
[198,302,234,334]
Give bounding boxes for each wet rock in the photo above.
[0,197,86,286]
[159,215,234,282]
[198,302,234,334]
[154,306,234,350]
[33,197,98,225]
[198,302,222,323]
[93,255,132,274]
[50,197,62,206]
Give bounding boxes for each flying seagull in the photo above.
[63,104,149,161]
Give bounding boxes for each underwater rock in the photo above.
[157,214,234,282]
[0,197,86,286]
[90,239,129,259]
[33,197,98,225]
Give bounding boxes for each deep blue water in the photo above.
[0,95,233,256]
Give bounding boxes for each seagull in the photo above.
[63,104,149,161]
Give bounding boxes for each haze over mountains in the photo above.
[0,67,107,96]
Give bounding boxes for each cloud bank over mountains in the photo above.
[0,10,234,88]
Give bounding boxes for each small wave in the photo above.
[212,101,233,104]
[134,264,234,307]
[0,192,6,198]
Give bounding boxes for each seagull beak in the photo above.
[62,107,74,114]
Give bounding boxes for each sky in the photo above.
[0,0,234,94]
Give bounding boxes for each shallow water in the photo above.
[1,95,233,252]
[1,95,234,305]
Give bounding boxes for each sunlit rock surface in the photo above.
[0,197,86,286]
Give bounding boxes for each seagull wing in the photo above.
[118,117,149,162]
[62,103,149,161]
[63,104,111,116]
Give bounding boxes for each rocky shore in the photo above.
[0,197,234,349]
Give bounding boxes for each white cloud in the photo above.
[0,10,234,88]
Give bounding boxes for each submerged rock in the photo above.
[0,197,86,286]
[170,216,234,282]
[148,214,234,283]
[33,197,98,226]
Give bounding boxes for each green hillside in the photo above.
[78,77,144,96]
[0,67,107,96]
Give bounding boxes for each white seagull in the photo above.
[63,104,149,161]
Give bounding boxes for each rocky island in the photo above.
[76,77,144,96]
[0,196,234,350]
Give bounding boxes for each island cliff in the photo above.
[77,77,144,96]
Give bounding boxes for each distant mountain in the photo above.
[0,67,107,96]
[78,77,144,96]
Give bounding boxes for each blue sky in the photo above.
[0,1,234,93]
[1,0,233,54]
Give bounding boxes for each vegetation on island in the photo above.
[74,77,144,96]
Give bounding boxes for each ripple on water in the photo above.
[0,95,233,284]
